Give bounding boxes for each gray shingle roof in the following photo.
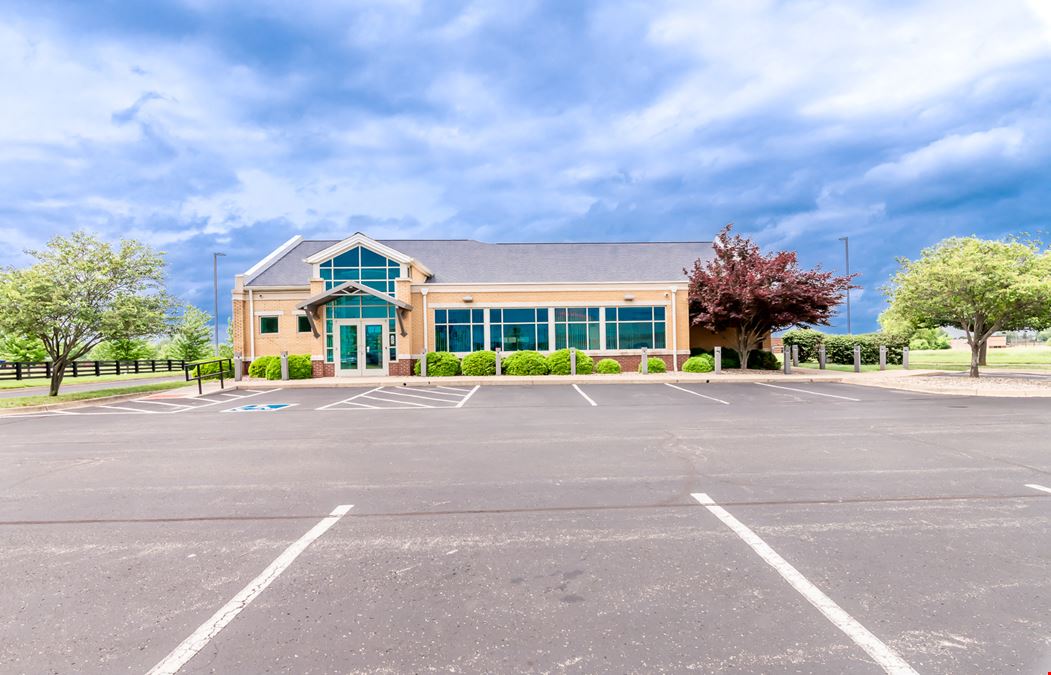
[246,238,713,287]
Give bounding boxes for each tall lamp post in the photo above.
[837,236,851,334]
[213,252,226,356]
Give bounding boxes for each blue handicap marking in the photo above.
[223,403,295,412]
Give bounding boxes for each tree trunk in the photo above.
[736,331,753,371]
[969,340,981,378]
[49,359,67,396]
[978,340,988,366]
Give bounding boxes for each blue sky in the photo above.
[2,0,1050,333]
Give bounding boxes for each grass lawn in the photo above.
[799,346,1051,372]
[0,381,190,408]
[0,370,181,390]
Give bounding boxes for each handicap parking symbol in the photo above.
[223,403,296,413]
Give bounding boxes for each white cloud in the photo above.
[865,127,1026,184]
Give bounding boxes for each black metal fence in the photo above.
[0,359,187,381]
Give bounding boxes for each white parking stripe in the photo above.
[665,383,730,405]
[755,382,861,402]
[572,384,597,407]
[315,388,381,410]
[435,386,472,393]
[1025,483,1051,495]
[395,387,464,399]
[361,394,431,407]
[691,493,917,675]
[147,505,353,675]
[98,405,160,413]
[455,385,480,408]
[131,400,193,409]
[378,389,464,404]
[174,389,275,413]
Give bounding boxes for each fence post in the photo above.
[570,348,577,376]
[234,352,243,381]
[71,361,78,377]
[783,346,792,374]
[133,361,140,374]
[95,361,100,377]
[115,361,121,375]
[280,351,289,381]
[879,345,887,371]
[641,347,648,374]
[46,361,52,378]
[791,344,799,366]
[15,362,22,381]
[818,344,826,370]
[714,346,722,374]
[853,345,861,373]
[494,348,501,376]
[150,360,156,373]
[902,346,910,370]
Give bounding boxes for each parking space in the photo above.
[2,379,1049,672]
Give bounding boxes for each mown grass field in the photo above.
[0,370,181,390]
[800,346,1051,372]
[0,381,189,408]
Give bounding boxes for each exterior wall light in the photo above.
[623,294,635,301]
[462,295,473,303]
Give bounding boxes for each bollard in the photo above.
[641,347,648,374]
[853,345,861,373]
[879,345,887,371]
[791,344,799,366]
[902,346,910,370]
[818,344,826,370]
[570,348,577,376]
[234,352,243,381]
[714,346,722,374]
[494,348,501,376]
[280,351,289,380]
[783,346,792,374]
[421,353,428,377]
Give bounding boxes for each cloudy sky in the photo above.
[2,0,1049,332]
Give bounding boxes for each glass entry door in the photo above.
[335,320,386,376]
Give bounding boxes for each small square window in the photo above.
[297,315,311,333]
[259,316,279,334]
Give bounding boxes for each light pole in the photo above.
[837,236,851,334]
[213,252,226,356]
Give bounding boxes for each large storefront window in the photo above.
[554,307,600,350]
[490,308,549,351]
[605,306,666,349]
[434,309,485,352]
[319,246,401,362]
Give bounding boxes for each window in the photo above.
[434,308,485,352]
[259,316,279,334]
[554,307,600,350]
[604,306,666,349]
[490,308,549,351]
[297,315,311,333]
[318,245,401,362]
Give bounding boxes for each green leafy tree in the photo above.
[0,232,173,395]
[0,333,48,362]
[877,306,914,339]
[166,305,213,362]
[885,237,1051,377]
[89,338,158,361]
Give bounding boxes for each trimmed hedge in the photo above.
[248,355,277,379]
[596,358,621,374]
[638,356,667,373]
[260,354,313,380]
[461,350,497,376]
[502,350,550,376]
[781,329,824,362]
[413,351,461,376]
[547,349,594,375]
[824,333,908,365]
[682,354,715,373]
[691,348,778,370]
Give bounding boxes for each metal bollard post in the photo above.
[818,344,826,370]
[853,345,861,373]
[791,344,799,366]
[494,348,501,376]
[421,353,428,377]
[234,352,243,381]
[783,346,791,374]
[280,351,289,381]
[879,345,887,371]
[902,346,910,370]
[641,347,648,374]
[714,346,722,374]
[570,348,577,376]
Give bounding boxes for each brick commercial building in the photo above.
[231,232,740,377]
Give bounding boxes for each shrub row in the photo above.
[246,354,313,380]
[411,350,676,376]
[781,329,909,365]
[687,347,780,370]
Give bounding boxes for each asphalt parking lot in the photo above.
[1,382,1049,673]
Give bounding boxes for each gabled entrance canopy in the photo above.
[295,280,412,338]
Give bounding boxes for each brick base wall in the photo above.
[311,360,335,378]
[389,359,414,376]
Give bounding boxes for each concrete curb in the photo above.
[228,373,848,389]
[0,384,207,415]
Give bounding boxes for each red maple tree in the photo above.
[687,224,856,369]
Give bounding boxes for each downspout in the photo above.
[671,287,678,371]
[421,288,429,354]
[248,288,256,360]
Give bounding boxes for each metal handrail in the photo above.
[184,358,233,395]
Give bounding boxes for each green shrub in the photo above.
[824,333,908,365]
[596,358,621,374]
[248,355,277,379]
[546,349,594,375]
[413,351,461,376]
[264,357,283,380]
[682,354,715,373]
[502,350,549,376]
[749,350,780,370]
[638,356,667,373]
[461,350,496,376]
[287,354,313,379]
[909,328,951,351]
[781,329,824,362]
